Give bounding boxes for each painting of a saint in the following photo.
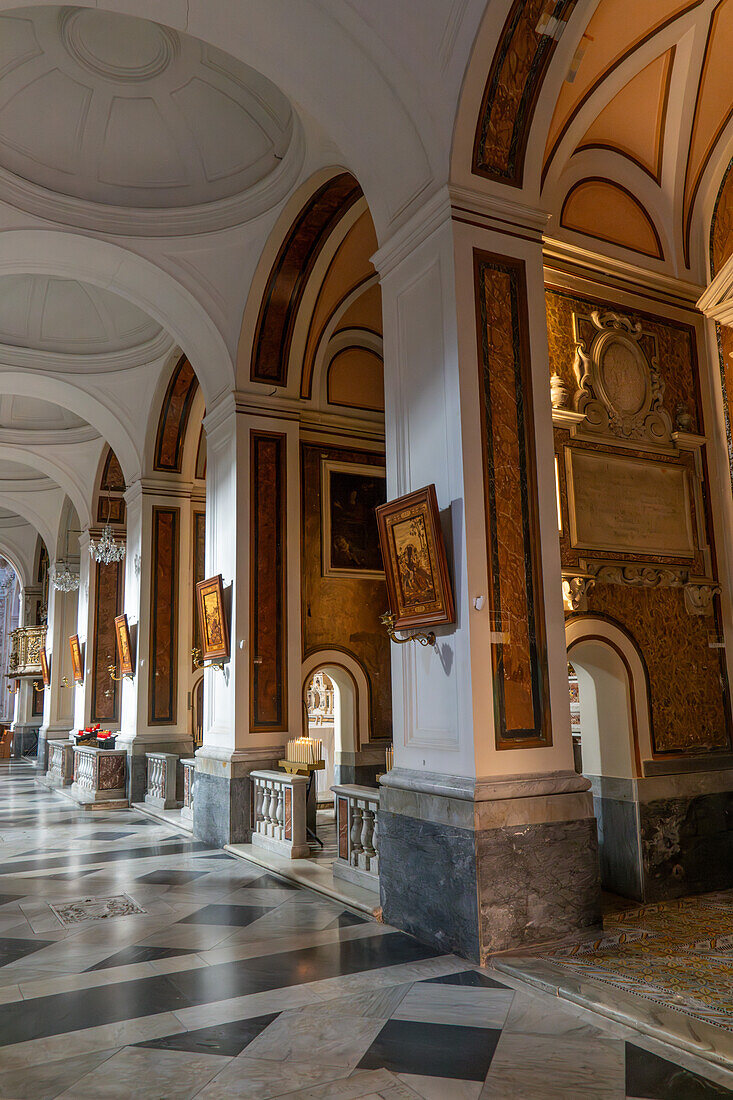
[196,575,230,662]
[322,461,386,578]
[376,485,455,631]
[114,614,134,676]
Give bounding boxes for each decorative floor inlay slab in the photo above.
[538,892,733,1032]
[50,894,146,925]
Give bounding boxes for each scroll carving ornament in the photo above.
[562,574,595,612]
[585,563,719,617]
[573,311,672,448]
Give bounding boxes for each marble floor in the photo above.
[0,762,730,1099]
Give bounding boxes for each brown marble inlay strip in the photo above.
[149,507,179,725]
[475,251,550,747]
[250,432,287,731]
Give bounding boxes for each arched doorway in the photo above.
[566,618,652,900]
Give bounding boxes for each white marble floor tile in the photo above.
[0,1047,120,1099]
[501,989,610,1039]
[392,984,515,1029]
[308,984,413,1020]
[172,982,323,1031]
[0,1010,188,1070]
[244,1008,386,1067]
[397,1074,483,1100]
[196,1056,352,1100]
[56,1045,230,1099]
[481,1032,626,1099]
[282,1069,423,1099]
[308,956,472,998]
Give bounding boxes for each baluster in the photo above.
[363,807,376,858]
[372,804,378,858]
[266,784,276,828]
[350,804,364,865]
[274,786,284,838]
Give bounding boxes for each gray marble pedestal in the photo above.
[379,768,602,963]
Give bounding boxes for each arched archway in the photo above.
[566,616,654,900]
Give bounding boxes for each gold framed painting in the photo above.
[114,614,134,677]
[196,574,230,663]
[321,459,386,579]
[69,634,83,683]
[375,484,455,631]
[40,646,50,687]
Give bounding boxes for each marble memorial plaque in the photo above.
[50,894,146,925]
[566,449,695,557]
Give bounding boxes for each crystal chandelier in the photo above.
[89,525,126,566]
[51,561,80,592]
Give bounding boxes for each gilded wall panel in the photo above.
[301,443,391,740]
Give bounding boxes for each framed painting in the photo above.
[114,613,134,676]
[321,460,386,579]
[196,574,230,663]
[40,646,50,687]
[69,634,83,683]
[375,484,455,631]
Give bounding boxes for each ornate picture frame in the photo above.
[375,484,455,631]
[40,646,50,687]
[321,459,386,579]
[114,613,134,676]
[196,574,230,663]
[69,634,83,684]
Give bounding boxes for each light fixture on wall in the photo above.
[89,498,125,566]
[52,527,81,591]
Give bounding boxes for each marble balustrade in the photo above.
[70,745,126,803]
[180,757,196,823]
[250,770,310,859]
[144,752,179,810]
[331,783,380,890]
[44,739,74,787]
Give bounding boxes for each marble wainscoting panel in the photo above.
[476,817,601,957]
[193,749,283,849]
[640,790,733,902]
[117,738,193,804]
[379,772,602,962]
[378,809,480,962]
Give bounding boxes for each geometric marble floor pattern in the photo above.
[0,764,729,1098]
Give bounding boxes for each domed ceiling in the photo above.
[0,275,161,354]
[0,395,87,432]
[0,6,294,210]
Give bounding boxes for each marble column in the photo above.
[115,479,194,802]
[37,580,77,772]
[192,396,300,847]
[374,192,601,962]
[10,584,44,758]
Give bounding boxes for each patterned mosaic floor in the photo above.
[0,761,729,1098]
[539,892,733,1034]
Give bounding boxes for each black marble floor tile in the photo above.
[177,903,275,927]
[0,839,213,876]
[241,872,298,890]
[0,972,196,1046]
[86,944,201,971]
[0,892,21,906]
[326,911,368,929]
[135,1012,280,1057]
[168,931,439,1005]
[136,869,209,885]
[358,1019,501,1081]
[0,936,54,965]
[625,1043,732,1099]
[423,970,509,989]
[46,869,101,880]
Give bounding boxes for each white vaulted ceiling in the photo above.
[0,6,294,210]
[0,274,161,354]
[0,395,86,432]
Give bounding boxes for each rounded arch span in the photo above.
[0,230,233,408]
[0,493,53,557]
[566,616,653,778]
[0,539,29,589]
[0,372,139,486]
[301,648,373,753]
[0,445,91,531]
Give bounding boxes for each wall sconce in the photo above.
[60,676,70,688]
[380,611,435,648]
[107,662,133,683]
[192,647,225,672]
